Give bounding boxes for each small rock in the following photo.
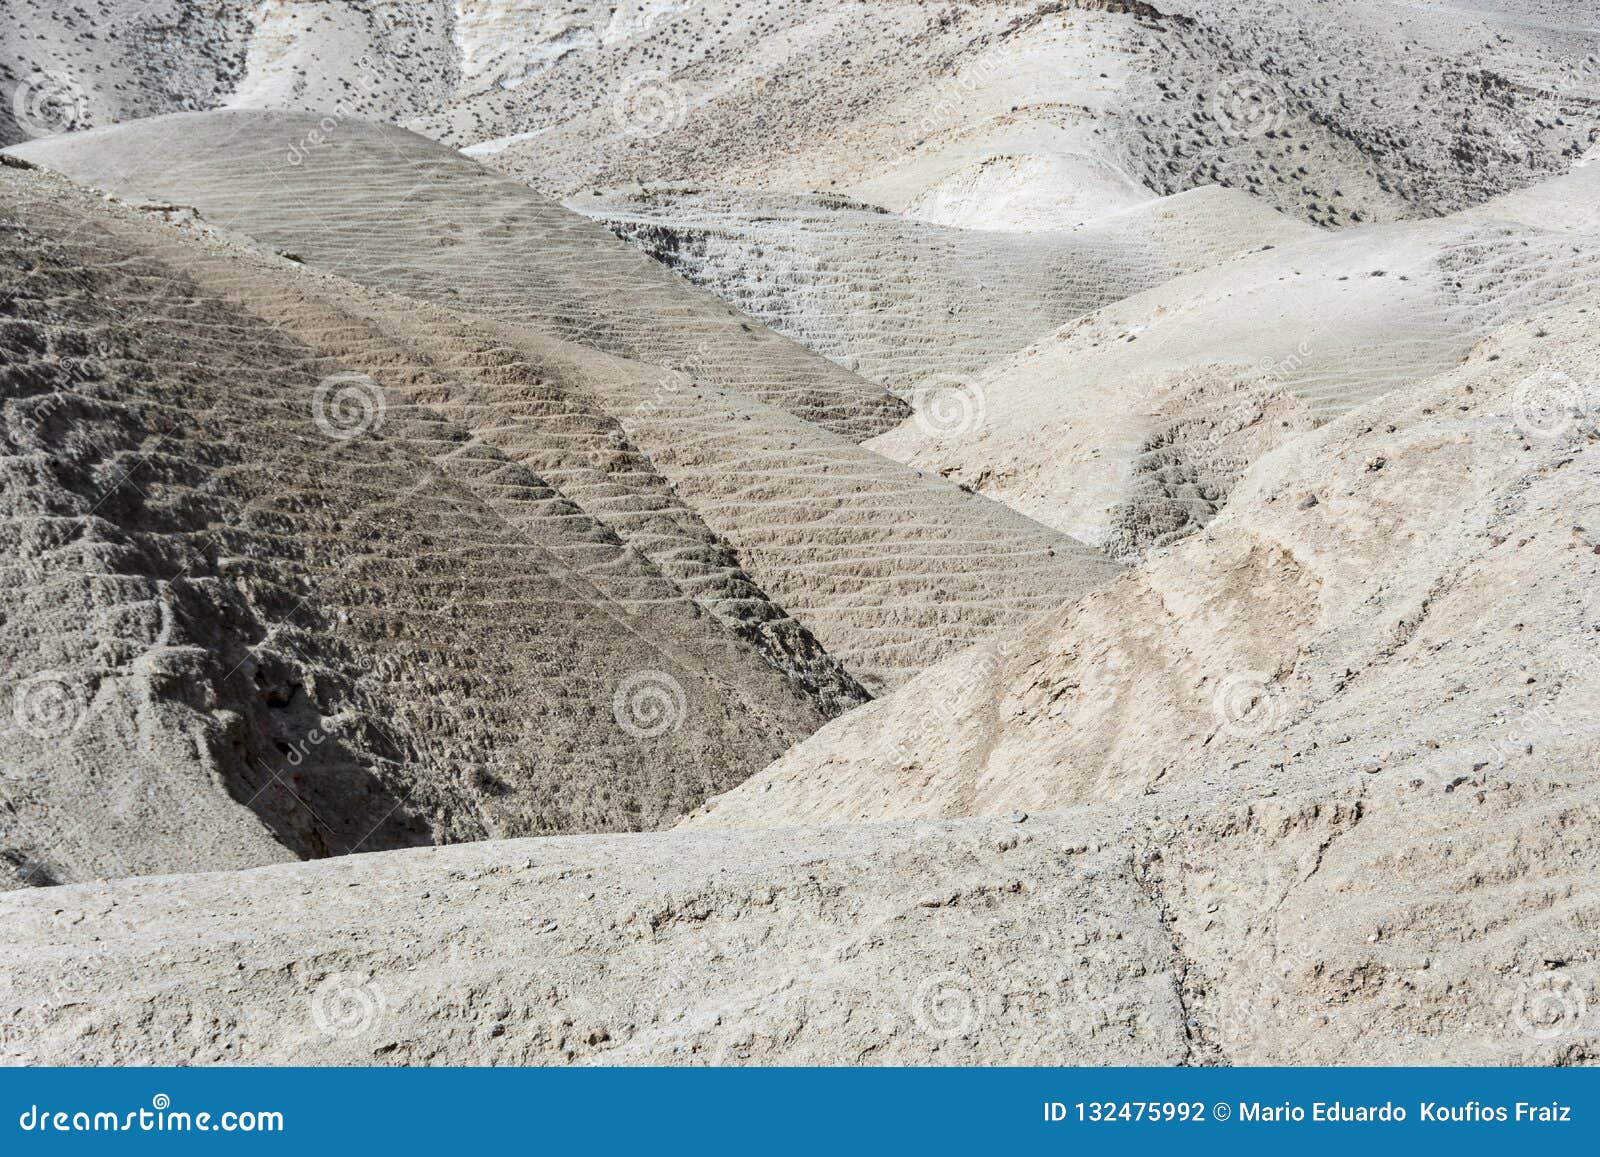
[1008,810,1029,824]
[1296,492,1319,510]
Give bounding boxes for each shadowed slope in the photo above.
[8,112,1124,694]
[62,177,868,719]
[0,166,843,887]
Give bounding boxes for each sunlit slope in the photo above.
[867,202,1600,556]
[6,110,906,441]
[6,2,1594,226]
[579,184,1313,392]
[686,308,1600,828]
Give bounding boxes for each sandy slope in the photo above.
[0,813,1191,1065]
[684,307,1600,829]
[0,163,868,888]
[3,751,1593,1065]
[4,110,905,441]
[2,0,1598,1071]
[4,3,1595,225]
[7,112,1123,693]
[864,193,1600,556]
[576,184,1313,392]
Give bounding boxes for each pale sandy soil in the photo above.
[572,184,1313,392]
[1,0,1597,1067]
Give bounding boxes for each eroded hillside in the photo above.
[1,0,1596,1070]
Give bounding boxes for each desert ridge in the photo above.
[0,0,1596,1068]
